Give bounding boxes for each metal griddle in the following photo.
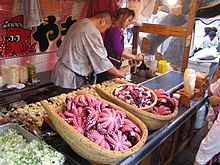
[141,70,184,93]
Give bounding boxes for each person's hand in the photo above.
[128,59,136,66]
[117,69,126,78]
[214,66,220,78]
[208,95,220,106]
[210,115,217,122]
[134,53,144,61]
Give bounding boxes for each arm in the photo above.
[208,95,220,106]
[194,113,220,165]
[211,66,220,83]
[122,50,144,61]
[213,37,219,47]
[197,36,209,49]
[208,66,220,96]
[106,66,126,78]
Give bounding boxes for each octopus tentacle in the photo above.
[106,131,132,151]
[86,129,110,149]
[72,117,86,135]
[84,106,99,130]
[122,119,141,134]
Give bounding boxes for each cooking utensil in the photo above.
[138,55,149,70]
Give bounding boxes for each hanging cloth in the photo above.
[141,0,157,18]
[88,0,118,17]
[22,0,43,28]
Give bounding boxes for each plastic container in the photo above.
[20,66,28,83]
[0,76,4,88]
[30,64,36,79]
[26,61,36,82]
[184,69,196,95]
[158,60,168,74]
[1,65,19,84]
[194,105,207,129]
[149,60,157,77]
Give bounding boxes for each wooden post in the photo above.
[181,0,200,72]
[130,25,140,74]
[131,0,200,74]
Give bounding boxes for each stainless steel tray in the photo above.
[0,123,66,164]
[0,123,38,142]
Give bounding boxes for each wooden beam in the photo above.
[140,23,187,38]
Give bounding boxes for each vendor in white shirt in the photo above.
[190,31,218,58]
[199,31,218,49]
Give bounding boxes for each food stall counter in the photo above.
[112,71,207,165]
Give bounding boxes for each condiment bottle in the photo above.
[158,60,168,74]
[30,64,36,79]
[26,61,31,79]
[26,61,36,83]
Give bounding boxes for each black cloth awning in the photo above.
[196,0,220,18]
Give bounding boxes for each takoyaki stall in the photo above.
[0,0,216,164]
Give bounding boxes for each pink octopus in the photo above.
[106,130,132,151]
[97,108,125,134]
[86,129,110,150]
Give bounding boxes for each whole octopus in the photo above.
[150,89,179,115]
[58,94,142,151]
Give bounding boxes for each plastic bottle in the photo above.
[158,60,168,74]
[0,76,4,88]
[30,64,36,79]
[194,105,206,129]
[26,61,31,79]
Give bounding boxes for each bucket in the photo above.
[194,105,207,129]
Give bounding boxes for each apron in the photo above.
[97,27,124,83]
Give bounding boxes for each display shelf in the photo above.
[0,71,53,97]
[0,71,56,106]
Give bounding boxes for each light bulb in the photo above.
[167,0,177,6]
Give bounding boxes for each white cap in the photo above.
[172,93,180,99]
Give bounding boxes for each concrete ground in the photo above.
[171,122,208,165]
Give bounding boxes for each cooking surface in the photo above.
[141,71,184,92]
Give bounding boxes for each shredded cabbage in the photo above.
[0,128,65,165]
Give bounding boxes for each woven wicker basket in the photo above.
[128,107,178,130]
[41,96,148,164]
[95,79,178,131]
